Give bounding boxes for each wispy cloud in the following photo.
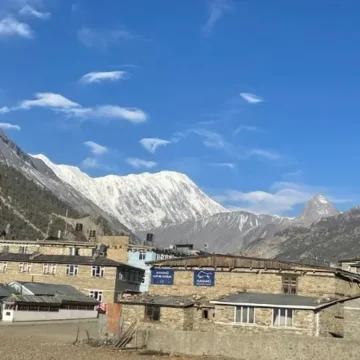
[3,92,148,124]
[19,93,80,109]
[248,148,281,161]
[0,17,33,39]
[210,162,235,169]
[79,71,128,84]
[240,92,263,104]
[84,141,108,155]
[214,181,350,215]
[19,5,50,20]
[0,107,10,114]
[0,122,21,131]
[127,158,157,169]
[139,138,171,154]
[202,0,232,35]
[233,125,260,135]
[77,27,137,50]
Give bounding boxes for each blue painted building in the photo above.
[127,244,201,292]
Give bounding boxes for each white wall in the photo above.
[2,307,98,322]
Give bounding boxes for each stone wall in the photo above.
[335,277,360,296]
[121,304,190,331]
[344,297,360,340]
[97,236,129,262]
[149,269,340,298]
[0,261,118,303]
[135,329,360,360]
[211,305,314,336]
[318,302,344,337]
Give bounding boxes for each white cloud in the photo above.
[84,141,108,155]
[127,158,157,169]
[139,138,171,154]
[233,125,260,135]
[19,93,81,109]
[240,92,263,104]
[202,0,232,35]
[19,5,50,20]
[0,17,33,39]
[0,122,21,130]
[0,107,10,114]
[3,92,148,124]
[211,162,235,169]
[81,157,99,169]
[79,71,128,84]
[77,27,136,49]
[248,148,281,161]
[215,181,351,215]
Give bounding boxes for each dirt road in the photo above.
[0,322,225,360]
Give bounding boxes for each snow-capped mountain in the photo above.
[0,129,133,238]
[31,154,227,231]
[138,211,294,253]
[296,194,339,225]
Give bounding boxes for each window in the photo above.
[282,275,297,294]
[139,252,146,260]
[91,266,105,277]
[0,262,7,273]
[43,264,56,275]
[19,246,28,254]
[202,309,209,319]
[19,263,31,273]
[145,305,160,321]
[273,308,293,327]
[235,306,255,324]
[89,290,103,302]
[66,264,78,276]
[2,245,9,253]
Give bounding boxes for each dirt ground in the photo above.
[0,321,227,360]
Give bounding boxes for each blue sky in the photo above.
[0,0,359,216]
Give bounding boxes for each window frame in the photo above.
[19,262,31,273]
[91,266,105,277]
[0,261,7,273]
[234,306,255,324]
[144,305,161,322]
[139,251,146,261]
[89,289,103,302]
[66,264,79,276]
[282,275,298,295]
[43,263,56,275]
[272,308,293,327]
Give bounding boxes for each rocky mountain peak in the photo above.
[296,194,338,226]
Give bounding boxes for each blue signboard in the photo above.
[193,270,215,286]
[151,269,174,285]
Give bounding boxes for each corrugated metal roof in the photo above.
[14,282,84,296]
[0,253,140,269]
[0,284,14,298]
[3,294,99,305]
[212,292,336,309]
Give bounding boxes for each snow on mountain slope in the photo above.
[296,194,339,226]
[138,211,294,253]
[32,154,227,231]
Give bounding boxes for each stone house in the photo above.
[118,255,360,338]
[0,252,144,304]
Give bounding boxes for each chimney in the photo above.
[146,233,154,245]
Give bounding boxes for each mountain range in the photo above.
[1,129,360,261]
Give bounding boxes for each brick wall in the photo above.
[0,261,118,303]
[149,269,342,298]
